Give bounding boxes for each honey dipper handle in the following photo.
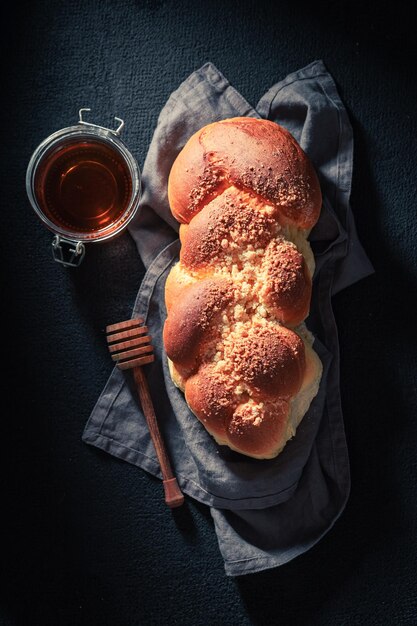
[133,367,184,508]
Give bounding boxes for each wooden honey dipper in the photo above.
[106,318,184,508]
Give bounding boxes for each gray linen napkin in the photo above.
[83,60,374,576]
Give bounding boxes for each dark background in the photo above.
[2,1,416,624]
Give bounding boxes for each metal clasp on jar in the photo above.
[78,108,125,135]
[52,236,85,267]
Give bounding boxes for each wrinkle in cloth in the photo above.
[83,60,373,576]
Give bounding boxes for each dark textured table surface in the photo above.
[2,1,417,624]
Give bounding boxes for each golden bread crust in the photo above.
[164,118,323,459]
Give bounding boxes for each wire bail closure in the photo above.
[78,108,125,136]
[52,236,85,267]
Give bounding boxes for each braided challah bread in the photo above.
[163,117,323,459]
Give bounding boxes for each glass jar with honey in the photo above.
[26,109,141,266]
